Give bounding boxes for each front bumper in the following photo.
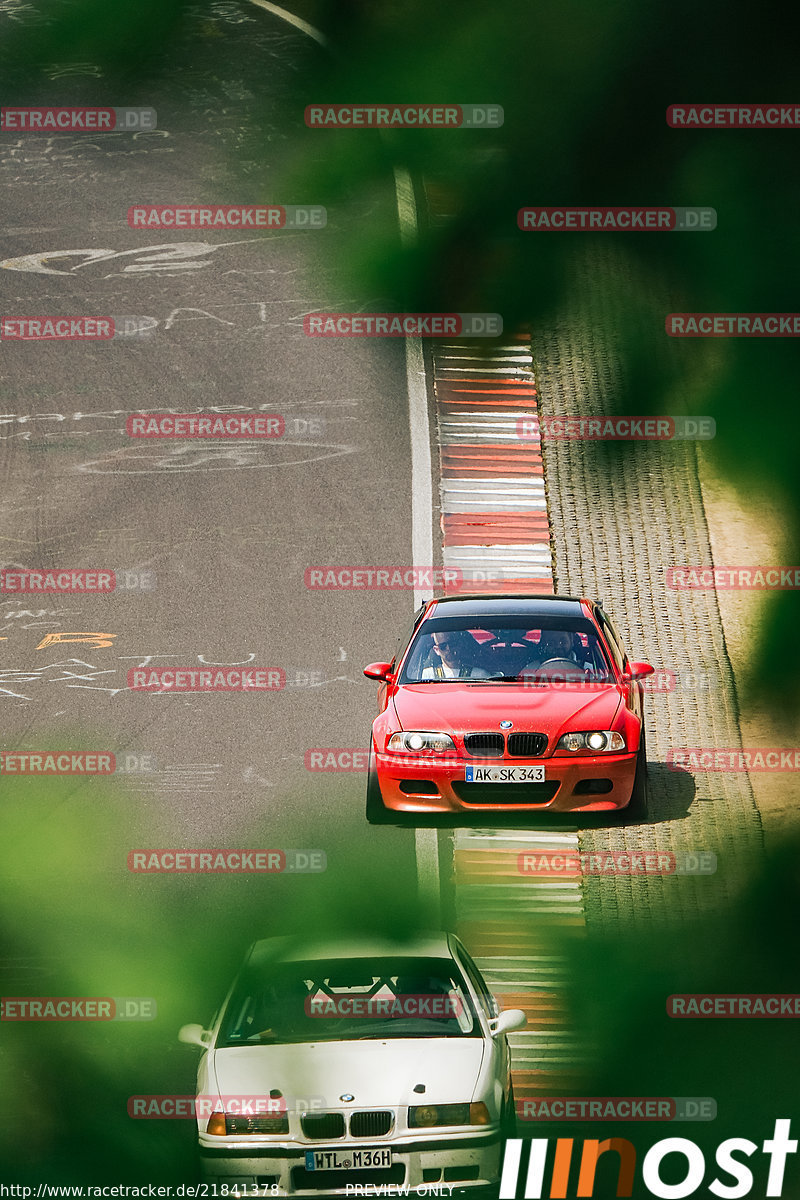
[373,748,638,813]
[199,1129,501,1196]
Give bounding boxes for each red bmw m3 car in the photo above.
[363,594,654,823]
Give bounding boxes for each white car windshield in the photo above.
[218,956,480,1045]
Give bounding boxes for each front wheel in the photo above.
[624,729,649,821]
[366,750,393,825]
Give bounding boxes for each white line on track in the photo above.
[393,165,441,919]
[246,0,328,45]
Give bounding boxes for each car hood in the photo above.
[392,682,623,739]
[210,1038,486,1107]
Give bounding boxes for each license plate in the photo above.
[465,764,545,783]
[305,1148,393,1172]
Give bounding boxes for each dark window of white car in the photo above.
[217,956,481,1046]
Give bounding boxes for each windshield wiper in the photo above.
[405,676,500,684]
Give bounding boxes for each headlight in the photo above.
[555,730,626,753]
[387,732,456,753]
[408,1102,490,1128]
[206,1113,290,1136]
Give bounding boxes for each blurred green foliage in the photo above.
[1,0,798,1188]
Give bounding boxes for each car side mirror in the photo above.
[623,661,655,682]
[363,661,394,682]
[178,1022,212,1048]
[490,1008,527,1036]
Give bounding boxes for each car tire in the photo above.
[624,729,649,821]
[366,750,394,825]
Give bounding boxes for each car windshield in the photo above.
[398,616,614,683]
[217,956,480,1046]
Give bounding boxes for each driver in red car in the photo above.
[533,630,576,662]
[523,630,593,677]
[421,631,492,679]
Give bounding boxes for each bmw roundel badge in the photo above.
[499,720,513,729]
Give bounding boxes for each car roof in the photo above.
[245,932,455,969]
[427,594,590,619]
